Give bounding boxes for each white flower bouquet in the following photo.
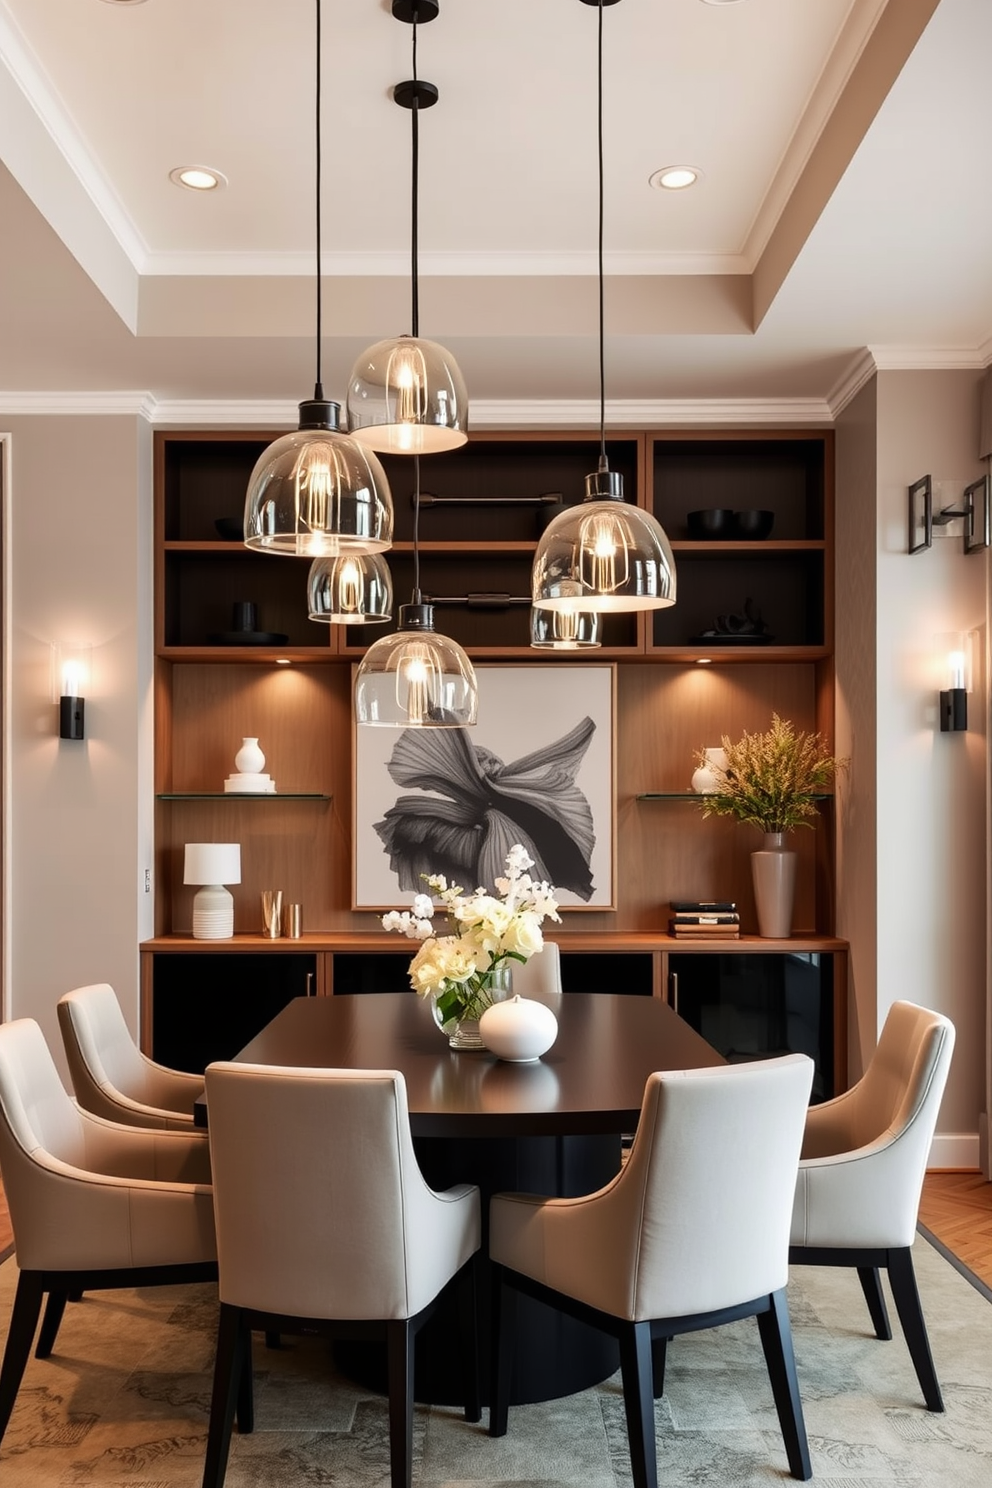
[382,844,560,1032]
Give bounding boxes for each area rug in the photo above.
[1,1236,990,1487]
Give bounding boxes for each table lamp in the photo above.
[184,843,241,940]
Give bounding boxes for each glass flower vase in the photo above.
[432,963,513,1050]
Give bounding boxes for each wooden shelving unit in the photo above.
[147,425,844,1085]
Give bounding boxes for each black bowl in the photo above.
[686,508,734,540]
[733,509,774,540]
[214,517,244,541]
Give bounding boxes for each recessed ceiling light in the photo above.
[649,166,702,191]
[169,165,226,192]
[99,1,148,6]
[699,1,748,7]
[696,657,713,665]
[275,658,292,666]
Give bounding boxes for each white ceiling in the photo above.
[0,0,988,420]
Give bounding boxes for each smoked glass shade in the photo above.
[532,474,676,613]
[347,336,468,454]
[307,553,393,625]
[355,604,478,727]
[244,400,393,556]
[530,603,600,649]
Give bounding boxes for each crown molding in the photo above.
[0,390,157,418]
[0,393,837,427]
[827,349,878,417]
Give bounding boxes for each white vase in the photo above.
[479,995,559,1063]
[235,736,265,774]
[751,831,797,939]
[691,747,728,794]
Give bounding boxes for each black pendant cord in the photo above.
[410,15,420,338]
[314,0,324,401]
[412,454,422,602]
[596,0,607,475]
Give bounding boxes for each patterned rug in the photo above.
[1,1235,990,1487]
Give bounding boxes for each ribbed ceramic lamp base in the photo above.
[192,885,234,940]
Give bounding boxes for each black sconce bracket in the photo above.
[909,472,990,554]
[939,688,968,732]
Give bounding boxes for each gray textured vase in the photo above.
[751,831,797,938]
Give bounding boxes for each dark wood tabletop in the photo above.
[222,992,722,1138]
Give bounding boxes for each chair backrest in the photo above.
[803,1000,955,1162]
[587,1054,813,1322]
[512,941,561,999]
[0,1019,89,1236]
[58,982,152,1111]
[205,1062,456,1321]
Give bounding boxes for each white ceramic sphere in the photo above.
[479,995,558,1063]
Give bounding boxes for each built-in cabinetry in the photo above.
[148,427,844,1078]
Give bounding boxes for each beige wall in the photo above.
[837,370,988,1155]
[2,413,153,1069]
[835,377,878,1084]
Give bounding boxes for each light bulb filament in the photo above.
[578,509,631,594]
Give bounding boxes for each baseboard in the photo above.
[928,1132,981,1170]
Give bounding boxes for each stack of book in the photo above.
[668,901,740,939]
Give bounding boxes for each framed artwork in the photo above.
[353,663,616,911]
[908,474,932,554]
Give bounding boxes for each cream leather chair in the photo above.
[201,1062,482,1488]
[58,981,204,1129]
[0,1018,216,1448]
[790,999,954,1411]
[489,1054,815,1488]
[511,940,561,999]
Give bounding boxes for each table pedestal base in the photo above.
[336,1132,622,1407]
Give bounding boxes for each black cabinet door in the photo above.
[152,953,317,1072]
[670,952,834,1101]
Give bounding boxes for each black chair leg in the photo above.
[456,1257,481,1424]
[651,1335,669,1400]
[857,1266,892,1340]
[756,1288,812,1481]
[0,1271,45,1446]
[386,1319,415,1488]
[618,1321,657,1488]
[235,1325,254,1435]
[887,1247,943,1412]
[202,1303,247,1488]
[35,1290,69,1359]
[488,1265,513,1438]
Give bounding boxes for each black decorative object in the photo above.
[692,597,773,646]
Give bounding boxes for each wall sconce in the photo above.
[51,643,91,740]
[936,632,975,732]
[909,474,990,554]
[183,843,242,939]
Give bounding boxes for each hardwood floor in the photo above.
[919,1170,992,1289]
[0,1172,988,1281]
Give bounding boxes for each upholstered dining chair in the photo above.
[200,1062,482,1488]
[511,940,561,999]
[790,998,955,1411]
[58,981,204,1129]
[489,1054,815,1488]
[0,1017,216,1448]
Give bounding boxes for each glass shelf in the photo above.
[157,792,331,801]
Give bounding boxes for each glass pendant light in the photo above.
[530,597,601,649]
[532,0,676,615]
[355,458,478,726]
[307,553,393,624]
[244,0,393,557]
[347,1,468,455]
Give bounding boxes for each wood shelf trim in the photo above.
[669,540,826,554]
[157,792,331,801]
[143,931,848,954]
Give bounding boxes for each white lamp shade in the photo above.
[184,843,242,886]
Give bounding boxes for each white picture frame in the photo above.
[353,663,616,911]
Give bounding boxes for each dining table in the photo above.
[198,990,723,1405]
